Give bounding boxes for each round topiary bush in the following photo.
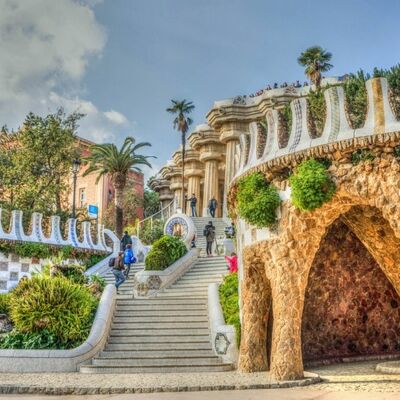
[145,235,187,271]
[237,172,281,228]
[289,158,335,211]
[9,276,97,343]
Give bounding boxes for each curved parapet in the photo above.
[0,208,112,253]
[231,77,400,184]
[164,213,196,248]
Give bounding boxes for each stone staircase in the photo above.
[191,217,228,256]
[80,256,232,373]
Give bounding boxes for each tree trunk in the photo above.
[114,185,124,238]
[181,131,186,214]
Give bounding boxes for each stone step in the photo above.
[80,364,233,374]
[178,276,222,282]
[120,297,206,304]
[99,349,216,358]
[171,284,218,290]
[109,328,210,336]
[91,357,221,367]
[111,322,209,329]
[107,335,210,344]
[105,342,212,351]
[114,310,208,317]
[115,304,207,311]
[159,291,207,298]
[113,315,208,323]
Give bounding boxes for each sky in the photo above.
[1,0,400,182]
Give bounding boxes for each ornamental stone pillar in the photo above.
[173,147,204,216]
[164,164,185,211]
[189,124,225,217]
[148,176,173,209]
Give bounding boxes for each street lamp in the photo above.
[72,158,81,219]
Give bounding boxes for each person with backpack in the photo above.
[204,221,215,257]
[208,196,218,218]
[112,251,125,292]
[123,244,136,279]
[187,193,198,217]
[120,231,132,251]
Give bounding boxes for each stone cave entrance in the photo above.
[301,214,400,364]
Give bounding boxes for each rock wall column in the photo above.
[238,245,271,371]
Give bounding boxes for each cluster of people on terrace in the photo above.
[248,80,309,97]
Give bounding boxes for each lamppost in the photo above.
[72,158,81,219]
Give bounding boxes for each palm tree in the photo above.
[83,137,153,237]
[298,46,333,89]
[166,100,195,213]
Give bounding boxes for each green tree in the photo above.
[0,109,82,215]
[298,46,333,89]
[166,100,195,212]
[144,189,160,218]
[83,137,153,237]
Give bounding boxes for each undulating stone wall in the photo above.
[302,219,400,362]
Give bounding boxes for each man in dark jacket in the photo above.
[121,231,132,251]
[208,197,218,218]
[187,193,198,217]
[204,221,215,257]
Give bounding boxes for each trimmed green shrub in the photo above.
[351,149,375,165]
[0,329,74,350]
[0,293,10,315]
[344,70,368,129]
[219,272,240,346]
[145,235,187,271]
[237,172,281,228]
[307,89,326,137]
[9,276,97,343]
[290,159,335,211]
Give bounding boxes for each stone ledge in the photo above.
[0,284,116,372]
[0,371,321,395]
[208,282,238,366]
[376,360,400,374]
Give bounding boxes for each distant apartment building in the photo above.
[68,137,144,222]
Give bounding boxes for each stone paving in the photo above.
[0,361,398,395]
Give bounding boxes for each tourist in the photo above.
[273,83,278,89]
[204,221,215,257]
[295,80,301,88]
[187,193,198,217]
[120,231,132,251]
[191,234,196,248]
[123,244,136,279]
[113,252,125,292]
[224,222,236,238]
[225,252,238,273]
[208,196,218,218]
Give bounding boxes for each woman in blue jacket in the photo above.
[123,244,136,278]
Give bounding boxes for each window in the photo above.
[79,188,86,207]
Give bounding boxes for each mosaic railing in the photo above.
[233,77,400,183]
[0,208,111,252]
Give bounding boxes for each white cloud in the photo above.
[104,110,129,125]
[0,0,130,143]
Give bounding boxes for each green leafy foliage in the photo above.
[0,329,79,350]
[307,89,326,137]
[9,276,97,343]
[237,172,281,228]
[132,219,164,245]
[290,159,335,211]
[52,264,88,285]
[351,149,375,165]
[145,235,187,271]
[0,293,10,314]
[219,272,241,346]
[344,70,368,129]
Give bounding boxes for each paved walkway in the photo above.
[0,361,399,397]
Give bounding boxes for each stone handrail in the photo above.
[0,208,113,252]
[133,248,200,297]
[0,284,116,372]
[208,282,238,365]
[232,77,400,184]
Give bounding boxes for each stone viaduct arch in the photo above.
[238,160,400,380]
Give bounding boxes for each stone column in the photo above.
[219,122,248,217]
[188,124,224,218]
[201,157,220,217]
